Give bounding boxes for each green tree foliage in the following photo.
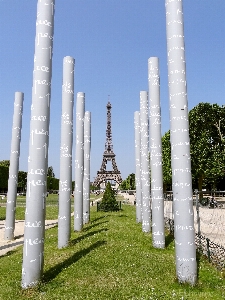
[72,181,75,192]
[47,176,59,191]
[189,103,225,191]
[18,171,27,192]
[120,173,135,190]
[119,180,127,190]
[46,166,59,191]
[162,131,172,191]
[98,182,120,212]
[0,161,28,192]
[0,165,9,192]
[0,160,10,167]
[47,166,55,178]
[161,103,225,192]
[0,161,9,191]
[90,184,99,191]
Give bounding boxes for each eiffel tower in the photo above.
[93,101,122,187]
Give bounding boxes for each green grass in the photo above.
[0,205,224,299]
[0,206,59,221]
[0,194,120,221]
[0,196,61,220]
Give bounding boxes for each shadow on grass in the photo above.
[0,239,24,255]
[43,240,106,283]
[165,233,174,247]
[91,215,108,223]
[1,249,19,258]
[83,221,108,232]
[118,214,128,218]
[70,228,108,245]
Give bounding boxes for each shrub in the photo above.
[98,182,120,212]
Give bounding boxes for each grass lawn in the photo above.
[0,193,103,220]
[0,205,59,221]
[0,205,224,299]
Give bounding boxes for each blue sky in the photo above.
[0,0,225,181]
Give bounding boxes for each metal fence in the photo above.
[164,190,225,246]
[165,217,225,271]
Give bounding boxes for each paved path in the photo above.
[0,219,58,256]
[118,192,135,204]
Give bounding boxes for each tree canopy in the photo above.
[162,103,225,191]
[120,173,135,190]
[0,165,9,192]
[0,160,10,167]
[47,166,55,178]
[162,131,172,191]
[18,171,27,192]
[0,161,61,192]
[189,103,225,190]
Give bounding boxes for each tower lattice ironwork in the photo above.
[93,101,122,187]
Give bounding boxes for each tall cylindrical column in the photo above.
[22,0,55,288]
[58,56,75,249]
[148,57,165,249]
[134,111,142,223]
[165,0,197,284]
[83,111,91,224]
[139,91,151,232]
[4,92,24,241]
[74,92,85,231]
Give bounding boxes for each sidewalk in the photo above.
[0,219,58,256]
[118,192,135,204]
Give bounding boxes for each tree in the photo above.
[119,173,135,190]
[47,176,59,192]
[18,171,27,192]
[162,131,172,191]
[128,173,135,190]
[0,160,10,167]
[90,183,99,191]
[47,166,58,191]
[98,182,119,212]
[119,180,127,190]
[161,103,225,193]
[0,165,9,192]
[72,181,75,192]
[47,166,55,178]
[0,161,10,192]
[189,103,225,192]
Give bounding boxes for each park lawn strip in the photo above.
[0,206,60,221]
[0,193,119,221]
[0,205,224,299]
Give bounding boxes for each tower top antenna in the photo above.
[105,100,113,152]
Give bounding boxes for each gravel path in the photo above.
[164,201,225,247]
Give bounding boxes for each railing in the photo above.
[164,217,225,271]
